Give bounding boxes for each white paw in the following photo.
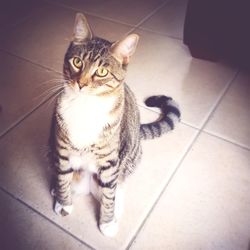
[99,219,118,237]
[54,201,73,217]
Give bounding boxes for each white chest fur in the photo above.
[58,90,115,149]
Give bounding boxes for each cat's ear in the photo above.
[110,34,139,65]
[72,13,92,43]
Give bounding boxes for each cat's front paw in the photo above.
[54,200,73,217]
[99,219,118,237]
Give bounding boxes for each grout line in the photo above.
[130,0,172,30]
[1,2,244,249]
[131,0,187,41]
[202,130,250,151]
[0,186,95,250]
[0,90,59,140]
[41,0,186,46]
[138,92,249,151]
[42,0,135,28]
[0,48,62,75]
[42,0,171,34]
[199,69,240,129]
[0,15,33,34]
[136,26,182,40]
[0,48,63,139]
[179,120,200,130]
[137,103,201,131]
[126,128,200,250]
[126,68,241,249]
[0,0,177,140]
[1,2,243,247]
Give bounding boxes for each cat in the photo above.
[50,13,181,237]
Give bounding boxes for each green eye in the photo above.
[72,57,83,69]
[95,67,109,77]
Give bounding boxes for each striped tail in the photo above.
[140,95,181,140]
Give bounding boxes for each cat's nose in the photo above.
[77,79,88,89]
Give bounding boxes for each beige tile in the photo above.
[126,29,237,127]
[131,133,250,250]
[140,0,188,39]
[205,71,250,148]
[0,3,132,73]
[0,51,59,136]
[0,189,90,250]
[47,0,166,25]
[0,96,196,249]
[0,0,38,31]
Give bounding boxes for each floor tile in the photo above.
[0,51,58,136]
[131,133,250,250]
[126,29,237,128]
[140,0,188,39]
[205,70,250,148]
[0,189,89,250]
[47,0,166,26]
[0,2,132,73]
[0,0,38,31]
[0,95,196,249]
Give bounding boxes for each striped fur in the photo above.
[50,13,181,237]
[140,95,181,140]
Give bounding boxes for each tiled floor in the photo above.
[0,0,249,249]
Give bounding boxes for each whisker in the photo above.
[33,85,64,103]
[35,78,67,91]
[39,88,63,110]
[38,78,65,86]
[40,78,64,83]
[44,89,64,109]
[35,84,63,95]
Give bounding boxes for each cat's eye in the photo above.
[95,67,109,77]
[72,57,83,69]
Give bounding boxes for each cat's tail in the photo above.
[140,95,181,140]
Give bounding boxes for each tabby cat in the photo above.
[50,13,181,237]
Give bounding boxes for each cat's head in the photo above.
[63,13,139,95]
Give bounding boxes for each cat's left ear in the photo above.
[72,13,92,43]
[110,34,139,65]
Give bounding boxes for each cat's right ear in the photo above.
[72,13,92,44]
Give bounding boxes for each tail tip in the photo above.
[144,95,172,107]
